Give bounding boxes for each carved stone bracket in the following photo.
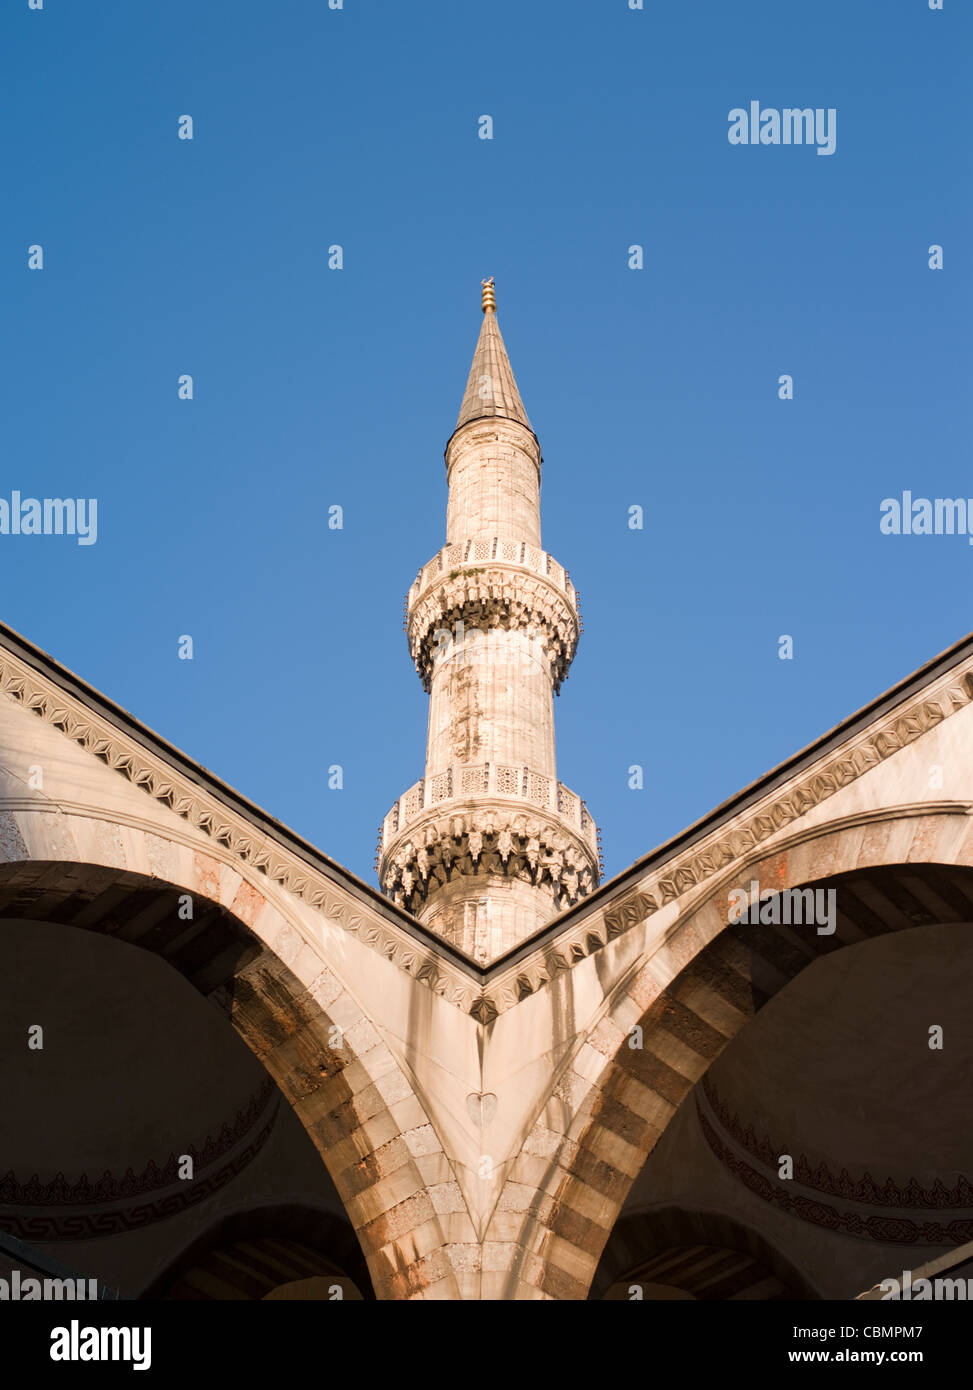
[379,804,600,918]
[406,561,580,693]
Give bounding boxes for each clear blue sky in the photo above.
[2,0,970,890]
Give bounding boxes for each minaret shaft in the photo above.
[426,626,556,776]
[445,425,542,548]
[378,283,600,964]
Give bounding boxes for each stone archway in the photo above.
[0,810,465,1301]
[143,1205,374,1300]
[486,809,973,1299]
[592,1206,820,1300]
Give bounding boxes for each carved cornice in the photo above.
[0,1120,279,1243]
[0,1079,280,1240]
[0,645,485,1017]
[407,563,579,694]
[379,803,600,917]
[0,1079,277,1208]
[4,639,973,1023]
[700,1077,973,1210]
[603,672,973,929]
[696,1086,973,1246]
[478,662,973,1014]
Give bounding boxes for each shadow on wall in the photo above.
[144,1207,373,1300]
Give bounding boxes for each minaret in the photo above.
[377,280,601,964]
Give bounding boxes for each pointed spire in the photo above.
[454,279,532,433]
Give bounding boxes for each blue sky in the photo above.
[2,0,970,890]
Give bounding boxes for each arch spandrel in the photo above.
[5,621,973,1297]
[0,811,472,1299]
[485,801,973,1299]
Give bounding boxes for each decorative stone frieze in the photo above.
[6,630,973,1020]
[0,642,485,1015]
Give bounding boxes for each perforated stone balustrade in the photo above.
[379,762,598,860]
[405,537,578,615]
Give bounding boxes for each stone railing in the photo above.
[380,761,599,859]
[406,538,578,614]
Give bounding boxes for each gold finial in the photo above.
[481,277,496,314]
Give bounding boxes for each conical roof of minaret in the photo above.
[454,279,532,433]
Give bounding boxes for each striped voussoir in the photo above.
[489,809,973,1299]
[0,817,471,1302]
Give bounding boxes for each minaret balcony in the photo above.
[376,760,601,924]
[378,760,599,866]
[405,539,582,693]
[407,537,577,613]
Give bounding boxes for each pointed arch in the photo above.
[141,1204,375,1299]
[486,808,973,1298]
[0,806,465,1300]
[590,1206,822,1300]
